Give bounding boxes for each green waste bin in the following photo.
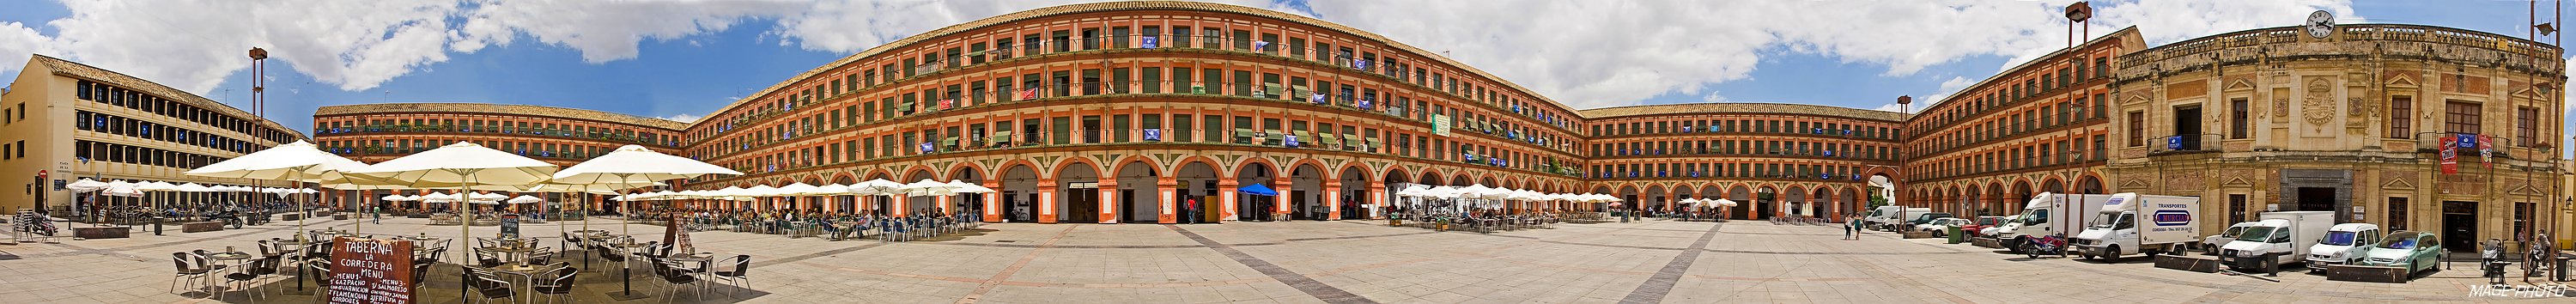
[1946,225,1965,244]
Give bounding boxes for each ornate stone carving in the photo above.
[2303,78,2335,125]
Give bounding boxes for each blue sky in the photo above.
[0,0,2561,150]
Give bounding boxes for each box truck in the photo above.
[2070,193,2201,261]
[2219,211,2336,271]
[1990,192,2117,249]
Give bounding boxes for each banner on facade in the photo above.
[1431,114,1450,137]
[2477,134,2494,168]
[2439,134,2459,174]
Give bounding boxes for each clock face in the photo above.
[2306,10,2335,39]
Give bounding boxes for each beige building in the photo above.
[2107,24,2564,252]
[0,55,305,214]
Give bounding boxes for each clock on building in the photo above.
[2306,10,2336,39]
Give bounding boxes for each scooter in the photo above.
[2022,234,2067,258]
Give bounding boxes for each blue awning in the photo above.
[1237,184,1279,196]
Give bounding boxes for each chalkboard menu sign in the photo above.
[328,237,415,304]
[500,214,521,239]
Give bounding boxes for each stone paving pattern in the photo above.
[0,216,2564,303]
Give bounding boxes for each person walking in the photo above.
[1844,216,1862,240]
[1182,198,1199,224]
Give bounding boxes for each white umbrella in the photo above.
[471,192,510,202]
[348,142,556,264]
[137,181,179,192]
[849,179,903,196]
[185,140,374,235]
[946,180,993,193]
[1715,198,1739,207]
[897,179,959,213]
[419,192,459,203]
[381,195,416,202]
[551,144,743,236]
[507,195,544,204]
[66,179,108,192]
[818,184,853,194]
[175,183,214,192]
[100,180,143,197]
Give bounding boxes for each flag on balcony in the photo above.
[1143,129,1162,142]
[1141,36,1157,48]
[1353,58,1370,70]
[1254,40,1270,52]
[1357,96,1373,109]
[919,142,934,153]
[2478,134,2494,168]
[1310,93,1327,105]
[1019,88,1037,100]
[1284,135,1300,148]
[939,99,954,110]
[2439,134,2458,174]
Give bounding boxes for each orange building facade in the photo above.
[310,103,686,210]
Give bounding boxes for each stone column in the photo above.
[1038,184,1057,223]
[1369,183,1387,219]
[1098,178,1118,224]
[1325,180,1344,221]
[1218,179,1239,222]
[1157,177,1178,224]
[982,179,1003,222]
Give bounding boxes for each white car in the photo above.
[1916,217,1971,237]
[2203,222,2257,254]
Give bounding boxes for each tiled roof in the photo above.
[31,54,302,137]
[315,102,690,131]
[1577,102,1911,122]
[701,1,1581,125]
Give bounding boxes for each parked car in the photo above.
[1961,216,2007,237]
[1905,212,1955,231]
[2357,231,2442,276]
[1916,217,1971,237]
[2202,222,2257,254]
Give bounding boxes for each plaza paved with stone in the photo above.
[0,216,2566,303]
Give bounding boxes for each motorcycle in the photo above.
[2022,234,2067,258]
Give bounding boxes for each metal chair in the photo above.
[169,252,211,296]
[464,268,516,304]
[708,254,752,296]
[527,266,580,304]
[650,258,705,302]
[221,255,279,301]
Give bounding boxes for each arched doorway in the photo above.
[1674,185,1697,215]
[1290,163,1326,221]
[1337,167,1370,220]
[1643,185,1667,214]
[1985,183,2006,217]
[1055,164,1100,223]
[2042,179,2065,195]
[1176,161,1219,223]
[1783,186,1808,217]
[1418,172,1443,187]
[1115,161,1158,223]
[1728,185,1750,220]
[2077,175,2105,194]
[1000,166,1038,222]
[1236,163,1276,222]
[1754,186,1777,219]
[1382,168,1411,217]
[1618,185,1640,213]
[1841,187,1862,219]
[951,167,984,217]
[2012,181,2034,218]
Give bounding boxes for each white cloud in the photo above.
[1296,0,2354,110]
[0,0,2357,113]
[1700,91,1729,102]
[658,113,702,123]
[0,21,62,82]
[1871,76,1973,113]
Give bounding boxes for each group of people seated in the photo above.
[1388,208,1564,234]
[630,208,983,242]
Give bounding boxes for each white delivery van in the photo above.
[2219,211,2335,271]
[1991,192,2117,249]
[2302,223,2382,271]
[2072,193,2202,260]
